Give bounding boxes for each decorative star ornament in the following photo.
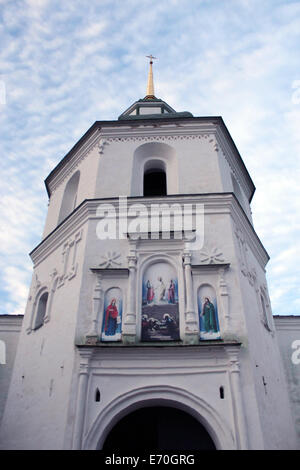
[199,247,225,264]
[99,251,122,269]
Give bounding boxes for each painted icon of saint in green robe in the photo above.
[201,297,218,332]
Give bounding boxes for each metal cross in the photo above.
[146,54,157,64]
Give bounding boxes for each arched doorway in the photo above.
[102,406,216,450]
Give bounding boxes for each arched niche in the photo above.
[100,287,123,342]
[141,260,180,341]
[197,284,221,340]
[58,170,80,224]
[131,142,179,197]
[33,291,49,330]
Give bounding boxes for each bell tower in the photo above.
[0,58,297,450]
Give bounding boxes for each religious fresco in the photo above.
[141,262,180,341]
[101,287,122,342]
[197,285,221,340]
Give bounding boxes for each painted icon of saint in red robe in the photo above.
[104,298,119,336]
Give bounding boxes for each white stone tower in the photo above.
[0,59,297,450]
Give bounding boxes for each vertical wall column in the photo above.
[122,243,137,343]
[183,250,198,344]
[86,272,103,345]
[226,346,249,449]
[72,348,93,450]
[218,266,230,334]
[44,268,58,324]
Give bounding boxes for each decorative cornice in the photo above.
[90,268,129,278]
[192,263,230,272]
[76,341,241,358]
[103,132,215,143]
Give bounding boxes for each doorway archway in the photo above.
[82,385,234,450]
[102,406,216,450]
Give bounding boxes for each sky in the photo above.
[0,0,299,316]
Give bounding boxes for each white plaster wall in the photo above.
[0,315,23,426]
[229,217,298,449]
[95,140,141,198]
[0,225,88,450]
[176,138,223,195]
[274,316,300,445]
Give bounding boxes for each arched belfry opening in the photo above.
[144,168,167,196]
[102,406,216,450]
[143,160,167,197]
[58,170,80,224]
[131,143,178,197]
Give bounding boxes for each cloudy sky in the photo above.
[0,0,299,316]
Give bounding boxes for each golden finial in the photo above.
[145,55,157,99]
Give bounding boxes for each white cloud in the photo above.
[79,21,107,38]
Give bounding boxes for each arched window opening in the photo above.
[95,388,101,402]
[58,171,80,224]
[144,167,167,197]
[219,386,224,399]
[34,292,48,330]
[102,406,216,450]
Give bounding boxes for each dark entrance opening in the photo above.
[102,406,216,450]
[144,170,167,197]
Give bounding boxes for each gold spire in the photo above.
[145,54,157,99]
